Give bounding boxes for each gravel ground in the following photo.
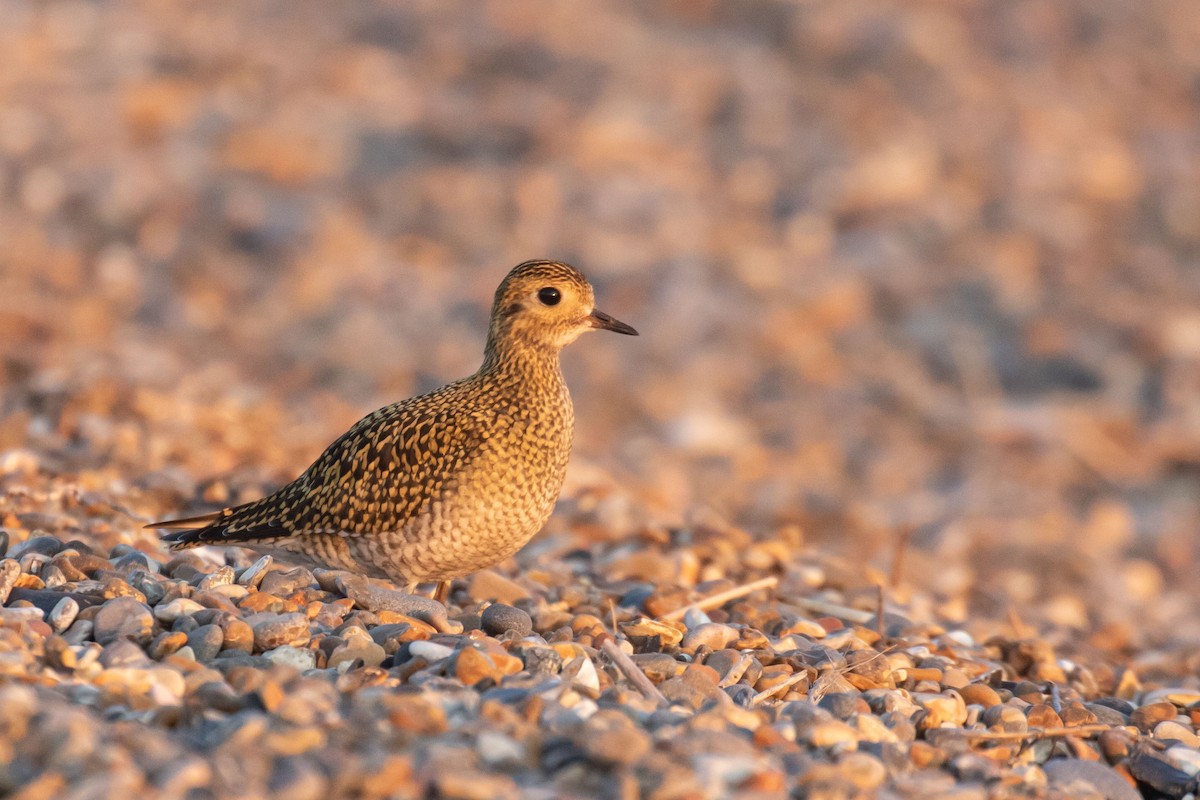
[2,1,1200,798]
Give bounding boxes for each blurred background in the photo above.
[2,1,1200,655]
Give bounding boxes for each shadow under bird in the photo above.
[149,260,637,593]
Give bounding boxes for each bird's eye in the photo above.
[537,287,561,306]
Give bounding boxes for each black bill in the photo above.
[588,309,638,335]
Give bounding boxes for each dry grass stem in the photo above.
[601,639,668,707]
[658,576,778,622]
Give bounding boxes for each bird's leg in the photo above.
[432,581,450,604]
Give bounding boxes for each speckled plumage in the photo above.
[151,260,637,589]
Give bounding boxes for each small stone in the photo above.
[408,640,454,662]
[197,565,235,590]
[220,618,254,653]
[369,623,417,653]
[564,656,600,692]
[1164,744,1200,777]
[819,692,869,719]
[150,631,189,660]
[1128,749,1193,796]
[1143,688,1200,707]
[0,607,42,628]
[47,597,79,633]
[1042,758,1143,800]
[260,567,315,596]
[99,637,149,668]
[576,709,650,765]
[480,603,532,637]
[249,612,311,650]
[515,643,562,675]
[153,598,205,623]
[630,653,680,683]
[1087,704,1130,727]
[455,646,500,686]
[477,732,526,768]
[957,683,1002,708]
[1098,729,1134,762]
[1154,720,1200,748]
[1061,701,1098,727]
[187,624,224,661]
[1131,702,1178,732]
[680,622,738,651]
[238,555,273,587]
[328,638,387,671]
[93,597,155,645]
[837,752,887,791]
[914,692,967,729]
[801,719,859,749]
[263,645,317,671]
[1026,703,1065,729]
[620,617,684,646]
[11,535,62,559]
[0,559,20,604]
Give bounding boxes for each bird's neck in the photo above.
[478,336,566,395]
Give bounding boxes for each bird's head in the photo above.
[488,260,638,352]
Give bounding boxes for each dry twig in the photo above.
[601,639,668,707]
[934,724,1114,742]
[717,653,755,688]
[658,576,778,622]
[782,597,875,626]
[750,672,808,705]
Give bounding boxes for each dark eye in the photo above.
[537,287,561,306]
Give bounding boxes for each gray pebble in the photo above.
[187,624,225,661]
[481,603,532,637]
[10,535,63,559]
[99,638,150,668]
[1044,758,1142,800]
[93,597,155,645]
[260,566,315,596]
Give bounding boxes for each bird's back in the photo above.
[159,362,574,584]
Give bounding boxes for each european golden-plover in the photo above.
[150,260,637,593]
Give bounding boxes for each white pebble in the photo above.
[408,641,454,662]
[48,597,79,632]
[263,645,317,671]
[153,598,204,623]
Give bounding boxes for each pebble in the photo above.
[249,613,311,650]
[680,622,738,651]
[48,596,79,632]
[1164,744,1200,777]
[187,624,224,662]
[260,567,315,596]
[409,640,454,662]
[1131,701,1178,732]
[92,597,155,645]
[1155,720,1200,749]
[576,709,651,764]
[154,598,205,623]
[0,559,20,604]
[263,646,317,671]
[238,555,274,587]
[480,603,532,637]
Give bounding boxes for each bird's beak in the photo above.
[588,308,638,335]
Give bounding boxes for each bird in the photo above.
[148,259,637,596]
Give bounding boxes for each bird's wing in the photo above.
[153,391,496,549]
